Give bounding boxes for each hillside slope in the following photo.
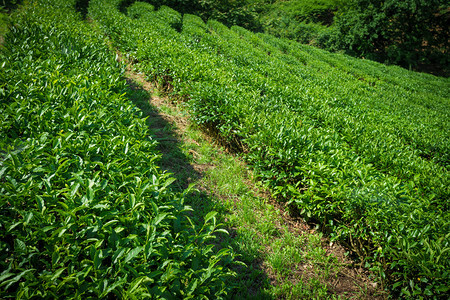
[0,1,236,298]
[88,1,449,298]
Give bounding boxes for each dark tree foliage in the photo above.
[0,0,23,10]
[75,0,90,18]
[144,0,262,30]
[333,0,449,70]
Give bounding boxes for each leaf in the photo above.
[0,272,14,283]
[103,219,119,228]
[87,186,94,202]
[153,213,168,226]
[215,228,229,235]
[124,246,143,263]
[129,194,136,209]
[36,195,46,214]
[1,269,35,290]
[100,179,108,190]
[129,276,147,293]
[0,166,8,178]
[56,157,71,174]
[24,212,33,225]
[56,273,77,291]
[204,211,217,224]
[51,267,66,281]
[108,227,119,248]
[138,272,158,286]
[14,238,26,254]
[94,249,102,270]
[95,239,104,249]
[52,251,60,266]
[100,277,127,297]
[187,278,198,295]
[162,177,176,190]
[215,248,231,258]
[70,182,80,198]
[57,228,68,238]
[150,201,159,215]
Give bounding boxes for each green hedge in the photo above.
[0,1,236,298]
[90,1,450,297]
[127,1,154,19]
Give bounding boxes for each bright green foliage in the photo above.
[119,0,449,73]
[89,1,449,297]
[0,6,9,38]
[255,0,338,42]
[127,1,154,19]
[269,0,338,24]
[0,0,236,298]
[155,5,183,31]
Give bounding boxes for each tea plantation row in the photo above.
[0,0,236,298]
[89,1,449,298]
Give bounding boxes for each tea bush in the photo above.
[127,1,154,19]
[0,0,236,298]
[89,1,450,297]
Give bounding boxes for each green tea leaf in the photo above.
[204,211,217,224]
[124,246,143,263]
[153,213,168,226]
[14,239,26,254]
[36,195,46,214]
[51,267,66,281]
[112,248,126,264]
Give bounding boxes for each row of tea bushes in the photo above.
[0,1,236,298]
[89,1,449,297]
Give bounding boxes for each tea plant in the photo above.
[0,0,237,298]
[89,0,449,297]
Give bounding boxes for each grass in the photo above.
[121,63,385,299]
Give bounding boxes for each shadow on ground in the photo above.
[124,77,272,299]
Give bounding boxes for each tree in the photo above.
[334,0,449,69]
[144,0,261,30]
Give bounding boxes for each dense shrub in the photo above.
[332,0,449,70]
[0,0,236,298]
[127,1,154,19]
[140,0,261,30]
[89,1,450,297]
